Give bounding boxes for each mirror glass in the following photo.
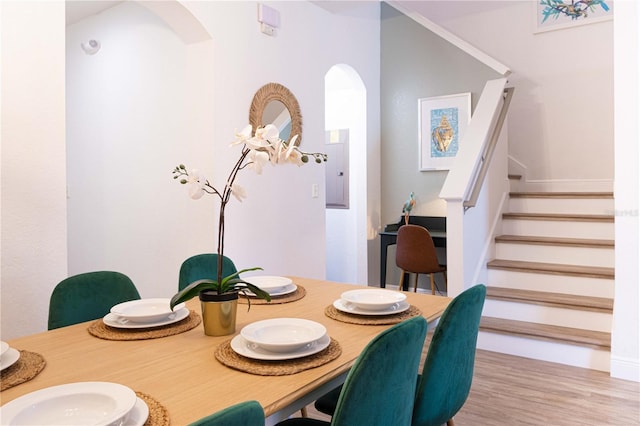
[249,83,302,145]
[262,100,292,142]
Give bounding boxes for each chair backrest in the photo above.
[178,253,238,290]
[411,284,487,426]
[48,271,141,330]
[331,315,428,426]
[188,400,264,426]
[396,225,441,274]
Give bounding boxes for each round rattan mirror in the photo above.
[249,83,302,146]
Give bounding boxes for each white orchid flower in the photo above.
[284,135,299,160]
[231,183,247,202]
[269,139,285,164]
[247,149,270,174]
[285,149,305,166]
[255,124,280,142]
[244,135,271,150]
[187,169,207,199]
[230,124,253,146]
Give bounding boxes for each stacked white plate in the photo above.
[231,318,329,360]
[0,382,149,426]
[333,288,409,316]
[103,298,187,329]
[0,340,20,372]
[242,275,297,297]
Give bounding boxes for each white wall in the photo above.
[612,0,640,382]
[1,1,67,340]
[1,0,381,339]
[412,0,614,191]
[66,2,199,299]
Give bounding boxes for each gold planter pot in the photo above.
[199,291,238,336]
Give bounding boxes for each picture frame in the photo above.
[418,92,471,171]
[534,0,613,34]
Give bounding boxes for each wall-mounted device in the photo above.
[257,3,280,36]
[81,39,101,55]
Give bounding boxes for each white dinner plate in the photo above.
[340,289,407,311]
[230,334,331,361]
[243,276,293,295]
[0,382,137,426]
[240,318,327,353]
[110,298,185,323]
[126,398,149,426]
[0,341,9,357]
[333,299,410,316]
[0,347,20,371]
[245,284,297,297]
[103,307,189,329]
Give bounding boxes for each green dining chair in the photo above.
[276,315,428,426]
[411,284,486,426]
[313,284,486,426]
[48,271,141,330]
[188,400,265,426]
[178,253,238,291]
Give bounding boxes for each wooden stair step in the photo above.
[486,287,613,313]
[480,317,611,350]
[495,235,614,248]
[487,259,614,279]
[509,192,614,199]
[503,212,613,222]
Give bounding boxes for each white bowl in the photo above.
[340,289,407,311]
[0,341,9,357]
[240,318,326,353]
[243,276,293,295]
[110,298,185,323]
[0,382,137,426]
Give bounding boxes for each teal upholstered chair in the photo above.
[411,284,486,426]
[276,315,428,426]
[48,271,141,330]
[188,400,265,426]
[178,253,238,291]
[314,284,486,426]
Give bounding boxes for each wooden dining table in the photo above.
[0,277,450,425]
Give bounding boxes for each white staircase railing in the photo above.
[440,78,513,296]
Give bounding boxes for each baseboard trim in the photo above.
[610,355,640,382]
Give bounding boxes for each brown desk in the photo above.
[1,277,450,425]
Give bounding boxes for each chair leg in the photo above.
[446,418,455,426]
[413,273,419,292]
[300,407,308,417]
[430,273,436,295]
[443,270,448,292]
[398,270,406,291]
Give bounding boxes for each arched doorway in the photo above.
[325,64,367,284]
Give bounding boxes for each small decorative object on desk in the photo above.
[402,191,416,225]
[170,124,327,336]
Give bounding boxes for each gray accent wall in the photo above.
[380,2,501,226]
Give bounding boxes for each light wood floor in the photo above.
[297,348,639,425]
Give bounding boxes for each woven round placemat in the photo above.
[324,304,423,325]
[238,285,306,305]
[215,338,341,376]
[0,350,46,391]
[87,310,201,341]
[136,391,170,426]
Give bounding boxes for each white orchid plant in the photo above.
[170,124,327,310]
